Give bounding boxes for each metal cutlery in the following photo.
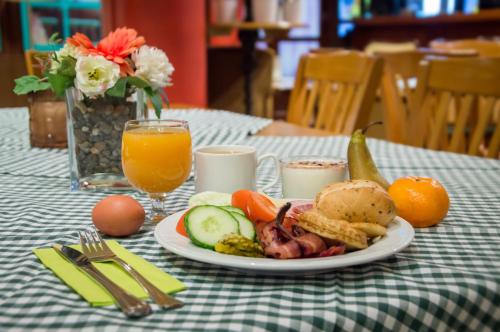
[53,244,152,318]
[80,229,184,309]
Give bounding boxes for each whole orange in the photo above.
[388,176,449,228]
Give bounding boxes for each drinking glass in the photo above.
[122,119,192,222]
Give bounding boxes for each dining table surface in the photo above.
[0,107,498,331]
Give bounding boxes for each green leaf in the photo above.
[106,77,128,97]
[159,89,170,108]
[57,56,76,77]
[13,75,51,95]
[148,89,163,119]
[47,73,74,97]
[127,76,149,89]
[48,32,61,45]
[143,86,154,97]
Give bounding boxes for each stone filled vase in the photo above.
[65,87,145,191]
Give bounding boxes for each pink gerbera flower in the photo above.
[67,27,145,75]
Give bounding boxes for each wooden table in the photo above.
[257,120,333,136]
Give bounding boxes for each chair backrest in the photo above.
[376,49,479,144]
[287,51,383,135]
[364,41,418,55]
[430,39,500,58]
[409,57,500,158]
[376,50,425,143]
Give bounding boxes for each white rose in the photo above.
[51,44,81,72]
[74,55,120,97]
[132,46,174,89]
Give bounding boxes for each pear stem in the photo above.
[361,121,383,135]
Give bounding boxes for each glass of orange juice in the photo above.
[122,119,192,222]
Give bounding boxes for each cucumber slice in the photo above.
[185,206,239,249]
[188,191,231,208]
[220,206,245,216]
[230,213,256,241]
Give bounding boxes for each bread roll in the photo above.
[314,180,396,226]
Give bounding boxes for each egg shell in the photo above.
[92,195,145,237]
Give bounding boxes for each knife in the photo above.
[53,244,152,318]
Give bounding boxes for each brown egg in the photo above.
[92,195,145,237]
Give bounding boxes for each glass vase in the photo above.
[65,87,145,191]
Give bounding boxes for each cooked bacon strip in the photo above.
[294,233,327,257]
[286,201,313,220]
[264,240,302,259]
[318,244,346,257]
[256,202,336,259]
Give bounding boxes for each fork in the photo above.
[80,229,184,309]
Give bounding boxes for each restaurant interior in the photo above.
[0,0,499,330]
[2,0,500,156]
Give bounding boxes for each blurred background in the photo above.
[2,0,499,116]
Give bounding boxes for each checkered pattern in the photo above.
[0,108,499,331]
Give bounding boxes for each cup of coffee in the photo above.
[281,156,347,199]
[194,145,280,193]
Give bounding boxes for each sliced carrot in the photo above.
[176,211,189,237]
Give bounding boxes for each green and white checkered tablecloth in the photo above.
[0,108,498,331]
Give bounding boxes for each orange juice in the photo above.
[122,127,192,193]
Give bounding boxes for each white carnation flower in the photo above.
[132,46,174,89]
[51,44,81,72]
[74,55,120,97]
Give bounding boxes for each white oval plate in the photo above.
[154,210,414,275]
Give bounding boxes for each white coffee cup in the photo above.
[194,145,280,193]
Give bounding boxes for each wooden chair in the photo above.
[364,41,418,55]
[408,57,500,158]
[430,39,500,58]
[376,50,425,143]
[286,51,384,135]
[376,48,479,144]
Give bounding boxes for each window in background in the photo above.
[421,0,441,16]
[20,0,102,51]
[464,0,480,13]
[276,0,321,80]
[338,0,361,37]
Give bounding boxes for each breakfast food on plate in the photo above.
[185,205,255,249]
[214,234,264,258]
[298,210,368,249]
[231,190,277,222]
[188,191,231,208]
[256,203,344,259]
[92,195,145,237]
[314,180,396,226]
[182,175,399,259]
[348,122,390,189]
[349,222,387,237]
[388,176,450,228]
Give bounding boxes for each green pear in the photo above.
[348,122,390,190]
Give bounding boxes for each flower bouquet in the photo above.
[14,27,175,190]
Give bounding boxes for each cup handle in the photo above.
[257,154,280,192]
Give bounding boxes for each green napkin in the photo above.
[33,240,186,306]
